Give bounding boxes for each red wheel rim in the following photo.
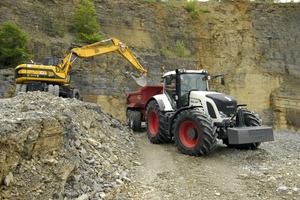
[148,110,158,135]
[179,120,198,148]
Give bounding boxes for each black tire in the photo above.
[48,84,54,95]
[20,84,27,93]
[224,109,262,150]
[173,109,217,156]
[126,109,132,126]
[146,100,171,143]
[127,109,142,131]
[14,84,22,95]
[72,89,81,99]
[54,85,60,97]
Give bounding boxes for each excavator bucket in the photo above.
[126,72,147,87]
[131,74,147,87]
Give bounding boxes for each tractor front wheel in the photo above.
[173,109,217,156]
[146,100,171,143]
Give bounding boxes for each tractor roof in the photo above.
[162,69,208,77]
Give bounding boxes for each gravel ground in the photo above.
[118,129,300,200]
[0,92,299,200]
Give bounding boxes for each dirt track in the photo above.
[121,129,300,200]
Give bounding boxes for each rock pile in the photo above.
[0,92,139,199]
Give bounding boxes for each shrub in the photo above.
[43,12,65,37]
[159,48,172,57]
[71,0,101,43]
[175,41,186,57]
[183,0,200,19]
[0,22,32,67]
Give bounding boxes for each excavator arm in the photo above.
[56,37,148,86]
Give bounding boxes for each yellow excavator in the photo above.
[14,37,148,99]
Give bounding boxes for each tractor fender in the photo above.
[168,106,203,131]
[146,94,173,112]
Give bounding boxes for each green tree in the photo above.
[72,0,101,43]
[0,22,31,67]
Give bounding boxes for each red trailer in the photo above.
[125,85,163,131]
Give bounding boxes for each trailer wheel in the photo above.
[173,109,217,156]
[224,109,261,150]
[126,110,131,126]
[127,109,142,131]
[146,100,171,143]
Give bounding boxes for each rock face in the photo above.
[0,92,138,199]
[0,0,299,130]
[250,3,300,131]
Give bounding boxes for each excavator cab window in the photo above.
[43,58,60,66]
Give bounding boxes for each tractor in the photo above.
[126,69,274,156]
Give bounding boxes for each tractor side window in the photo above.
[180,74,191,107]
[164,75,176,107]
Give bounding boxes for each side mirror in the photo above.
[221,77,225,85]
[202,75,209,81]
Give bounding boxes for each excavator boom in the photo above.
[58,37,147,77]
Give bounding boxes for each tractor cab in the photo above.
[126,68,274,156]
[163,69,209,109]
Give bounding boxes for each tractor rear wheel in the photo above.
[173,109,217,156]
[146,100,171,143]
[224,109,262,150]
[127,109,142,131]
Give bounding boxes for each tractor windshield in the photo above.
[180,73,207,107]
[180,73,207,93]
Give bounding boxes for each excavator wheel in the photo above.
[72,89,81,99]
[14,84,22,95]
[20,84,27,93]
[146,100,172,143]
[48,84,54,95]
[54,85,60,97]
[173,109,217,156]
[223,109,261,150]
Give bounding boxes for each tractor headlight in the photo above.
[190,98,202,106]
